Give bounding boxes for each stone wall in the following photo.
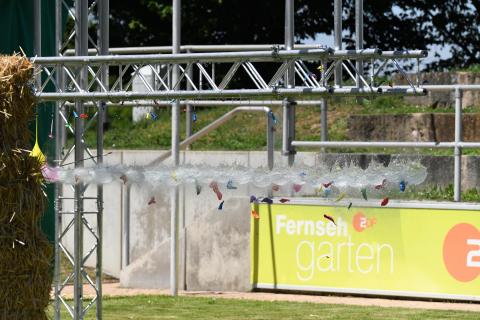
[347,113,480,142]
[394,72,480,107]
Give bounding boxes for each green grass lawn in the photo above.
[49,295,480,320]
[70,96,480,153]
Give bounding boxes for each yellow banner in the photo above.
[251,203,480,300]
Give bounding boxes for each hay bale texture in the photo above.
[0,55,53,320]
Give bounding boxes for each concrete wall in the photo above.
[61,150,480,291]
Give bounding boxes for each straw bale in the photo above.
[0,56,52,320]
[0,54,35,149]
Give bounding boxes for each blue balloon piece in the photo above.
[193,112,197,122]
[227,180,237,190]
[218,201,225,210]
[399,181,406,192]
[150,111,158,120]
[324,188,331,198]
[250,195,257,203]
[261,197,273,204]
[270,111,277,124]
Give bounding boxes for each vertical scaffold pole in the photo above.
[171,0,181,296]
[54,0,62,318]
[355,0,364,89]
[282,0,296,166]
[186,49,193,148]
[334,0,342,87]
[454,87,462,202]
[97,0,109,318]
[74,0,88,318]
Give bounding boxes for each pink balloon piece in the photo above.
[293,184,302,192]
[41,165,59,182]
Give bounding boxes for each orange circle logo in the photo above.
[353,212,367,232]
[443,223,480,282]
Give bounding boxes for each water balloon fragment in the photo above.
[381,197,389,206]
[361,188,368,201]
[323,214,336,226]
[375,179,387,190]
[148,197,156,205]
[192,111,197,122]
[120,174,128,184]
[73,111,79,118]
[209,181,223,200]
[323,181,333,188]
[399,180,406,192]
[218,201,224,210]
[261,197,273,204]
[195,181,202,195]
[251,210,259,219]
[324,188,331,198]
[272,184,280,192]
[279,198,290,203]
[293,184,302,192]
[80,113,88,119]
[250,195,258,203]
[150,111,158,120]
[347,202,353,210]
[226,180,237,190]
[41,165,59,182]
[269,111,277,124]
[334,192,346,202]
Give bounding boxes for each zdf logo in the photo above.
[443,223,480,282]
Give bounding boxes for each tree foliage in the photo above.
[110,0,480,70]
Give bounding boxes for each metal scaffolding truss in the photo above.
[35,48,427,102]
[51,0,108,319]
[31,0,429,319]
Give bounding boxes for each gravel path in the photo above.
[59,282,480,312]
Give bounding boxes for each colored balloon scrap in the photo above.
[73,111,79,118]
[269,111,277,124]
[375,179,387,190]
[324,188,331,198]
[41,165,59,182]
[150,111,158,120]
[250,195,258,203]
[279,198,290,203]
[381,197,389,206]
[192,111,197,122]
[399,180,406,192]
[323,181,334,188]
[334,192,346,202]
[361,188,368,200]
[347,202,353,210]
[148,197,156,205]
[218,201,225,210]
[79,113,88,119]
[209,181,223,200]
[323,214,336,225]
[120,174,128,184]
[195,180,202,195]
[293,184,302,192]
[271,184,280,192]
[226,180,237,190]
[251,210,259,219]
[261,197,273,204]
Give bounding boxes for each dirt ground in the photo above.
[57,282,480,312]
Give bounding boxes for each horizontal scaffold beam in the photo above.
[33,48,427,102]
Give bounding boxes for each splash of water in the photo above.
[47,157,427,196]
